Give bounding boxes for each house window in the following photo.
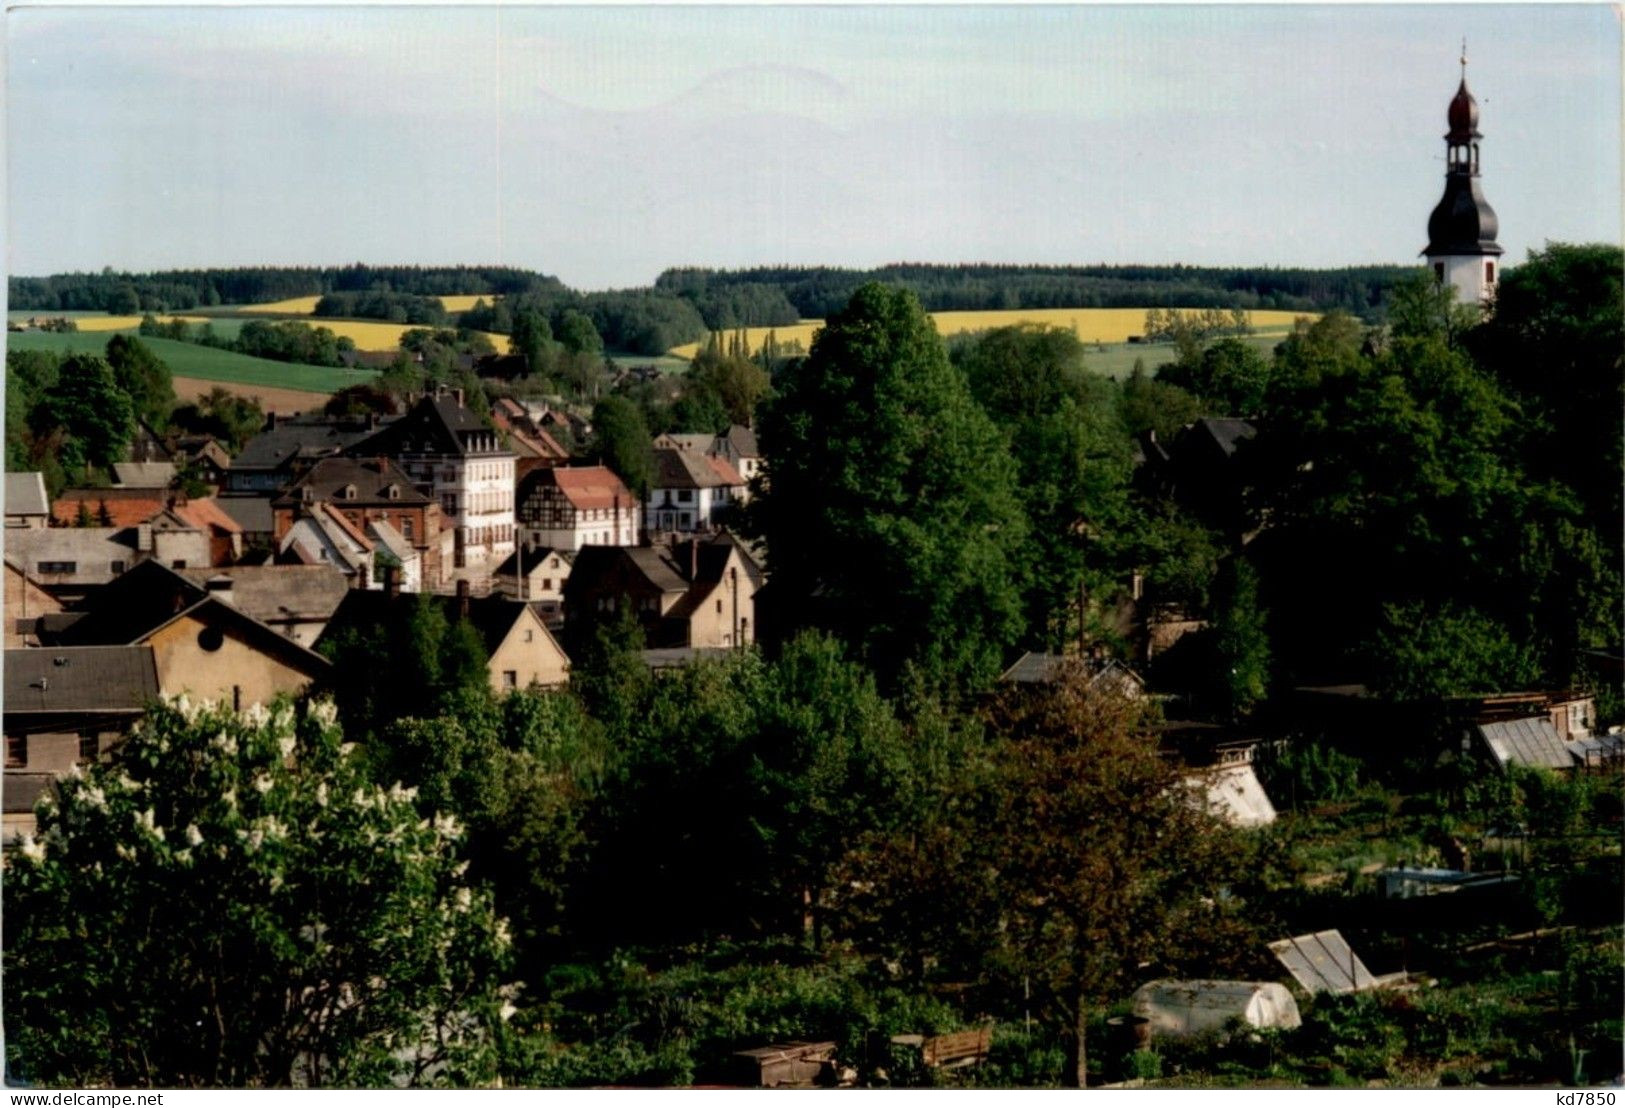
[402,518,414,541]
[1485,261,1496,285]
[502,670,518,689]
[716,599,723,614]
[171,560,187,569]
[111,560,127,575]
[542,578,552,591]
[677,490,693,503]
[1433,262,1445,282]
[525,629,534,643]
[38,561,75,575]
[6,735,27,769]
[198,627,225,652]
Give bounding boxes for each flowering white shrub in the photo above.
[4,697,514,1088]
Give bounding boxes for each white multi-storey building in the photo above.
[515,465,638,552]
[351,387,516,570]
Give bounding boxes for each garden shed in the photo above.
[1129,980,1301,1038]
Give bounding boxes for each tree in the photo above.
[1207,557,1271,719]
[835,669,1243,1087]
[169,386,264,452]
[751,283,1027,693]
[686,343,771,427]
[955,324,1135,650]
[41,354,134,475]
[589,395,654,500]
[105,332,176,427]
[1119,363,1201,439]
[1156,337,1271,417]
[3,697,513,1087]
[509,308,556,381]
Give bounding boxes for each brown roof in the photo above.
[271,456,431,509]
[651,448,743,491]
[172,498,244,536]
[539,466,635,511]
[52,490,166,528]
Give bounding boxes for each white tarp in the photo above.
[1130,979,1301,1037]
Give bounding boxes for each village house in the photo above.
[225,411,392,495]
[515,465,638,552]
[348,388,517,570]
[38,560,331,709]
[4,472,50,529]
[3,646,160,841]
[4,557,64,647]
[491,547,572,624]
[563,533,762,649]
[652,425,762,498]
[111,461,178,490]
[49,492,244,567]
[644,448,746,536]
[491,397,572,464]
[271,456,444,585]
[318,578,570,693]
[177,565,350,647]
[5,527,146,606]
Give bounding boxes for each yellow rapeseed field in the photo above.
[239,296,323,315]
[68,315,212,332]
[240,293,497,315]
[669,308,1315,360]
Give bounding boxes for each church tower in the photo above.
[1424,50,1503,305]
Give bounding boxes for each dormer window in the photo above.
[385,484,400,500]
[341,484,358,500]
[302,487,314,503]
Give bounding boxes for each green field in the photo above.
[1080,333,1288,380]
[5,330,372,393]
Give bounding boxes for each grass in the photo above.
[6,330,373,394]
[668,309,1316,361]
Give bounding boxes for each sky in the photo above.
[5,4,1621,290]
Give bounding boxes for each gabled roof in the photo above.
[215,496,275,534]
[4,646,159,714]
[1189,418,1257,459]
[1477,717,1574,771]
[654,432,716,454]
[721,424,759,458]
[493,546,572,578]
[651,447,744,490]
[317,590,552,660]
[177,565,349,623]
[112,461,178,489]
[49,560,207,646]
[232,414,388,472]
[171,498,245,536]
[270,456,431,509]
[565,544,690,598]
[4,472,49,517]
[349,391,509,460]
[521,466,635,512]
[366,518,414,563]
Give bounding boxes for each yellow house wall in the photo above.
[682,550,758,649]
[487,606,570,691]
[143,613,317,707]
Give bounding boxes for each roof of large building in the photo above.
[214,496,275,534]
[5,529,139,584]
[271,457,431,509]
[4,646,159,714]
[232,413,391,472]
[651,447,744,490]
[177,565,350,623]
[350,389,509,460]
[721,424,759,458]
[4,472,49,518]
[520,466,636,513]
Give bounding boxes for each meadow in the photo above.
[667,308,1314,361]
[6,331,373,394]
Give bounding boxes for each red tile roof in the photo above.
[549,466,636,511]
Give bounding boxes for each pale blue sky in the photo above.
[6,5,1620,289]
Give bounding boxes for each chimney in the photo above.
[456,578,470,621]
[383,563,400,598]
[265,412,278,431]
[453,388,464,408]
[689,538,699,581]
[204,574,236,608]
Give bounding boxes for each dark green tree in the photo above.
[752,283,1026,693]
[41,355,134,475]
[104,333,176,427]
[589,395,653,499]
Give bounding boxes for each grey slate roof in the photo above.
[1571,732,1625,768]
[232,415,388,472]
[1477,717,1574,771]
[721,424,759,458]
[1192,418,1257,458]
[271,456,431,509]
[215,496,275,534]
[4,646,159,713]
[4,472,49,518]
[177,565,350,622]
[112,461,178,489]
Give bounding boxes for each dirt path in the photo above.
[172,376,332,415]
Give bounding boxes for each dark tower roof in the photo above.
[1425,67,1502,259]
